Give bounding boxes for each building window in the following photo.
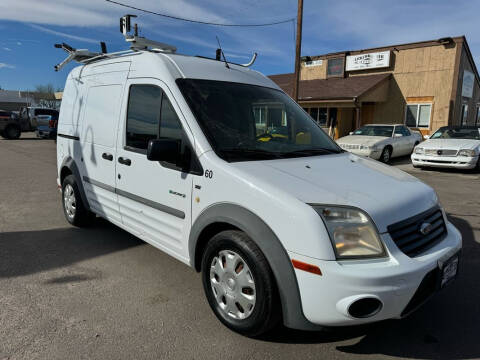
[405,103,432,128]
[253,107,267,125]
[476,106,480,126]
[304,107,327,126]
[304,59,323,67]
[461,104,468,126]
[327,58,344,78]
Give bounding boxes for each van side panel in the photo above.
[79,69,129,224]
[57,72,83,180]
[57,62,130,225]
[58,77,75,126]
[83,85,122,148]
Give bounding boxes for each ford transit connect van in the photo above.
[56,48,462,336]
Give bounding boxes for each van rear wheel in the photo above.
[201,230,280,337]
[62,175,94,227]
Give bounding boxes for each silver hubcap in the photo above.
[63,184,76,219]
[210,250,256,320]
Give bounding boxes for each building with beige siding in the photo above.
[269,36,480,139]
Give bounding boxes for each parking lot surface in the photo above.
[1,133,479,360]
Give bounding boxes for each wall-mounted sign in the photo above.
[304,59,323,67]
[346,51,391,71]
[327,57,344,78]
[462,70,474,98]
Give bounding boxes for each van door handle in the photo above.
[102,152,113,161]
[118,157,131,166]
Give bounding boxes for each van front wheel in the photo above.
[201,230,280,337]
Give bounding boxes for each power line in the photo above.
[105,0,295,27]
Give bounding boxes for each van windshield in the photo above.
[176,79,342,162]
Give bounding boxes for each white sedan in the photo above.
[337,124,422,163]
[412,126,480,170]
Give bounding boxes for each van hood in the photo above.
[422,138,480,151]
[231,153,437,233]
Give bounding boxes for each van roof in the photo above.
[72,50,279,90]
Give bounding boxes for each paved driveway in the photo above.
[1,134,479,360]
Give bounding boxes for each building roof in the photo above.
[0,90,31,104]
[268,73,391,101]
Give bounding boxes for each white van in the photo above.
[56,49,462,336]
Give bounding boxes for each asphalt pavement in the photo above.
[1,133,479,360]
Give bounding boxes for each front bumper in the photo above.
[411,154,478,169]
[342,148,382,160]
[290,221,462,326]
[36,126,56,139]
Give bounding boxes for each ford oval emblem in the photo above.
[419,222,433,235]
[437,150,443,155]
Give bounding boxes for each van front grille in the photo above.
[387,206,447,257]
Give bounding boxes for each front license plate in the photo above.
[440,255,459,288]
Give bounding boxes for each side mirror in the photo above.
[147,138,180,163]
[349,131,353,135]
[394,133,403,137]
[423,135,430,140]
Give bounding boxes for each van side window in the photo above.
[160,95,183,141]
[126,85,162,150]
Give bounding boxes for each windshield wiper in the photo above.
[220,148,283,160]
[280,148,343,157]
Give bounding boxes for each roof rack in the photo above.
[54,14,258,70]
[54,14,176,71]
[53,43,105,71]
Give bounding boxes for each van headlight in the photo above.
[415,147,424,154]
[458,149,476,157]
[312,206,386,259]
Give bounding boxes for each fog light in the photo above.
[348,297,382,318]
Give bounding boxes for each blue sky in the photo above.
[1,0,480,90]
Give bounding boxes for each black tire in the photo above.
[474,157,480,173]
[201,230,281,337]
[61,175,95,227]
[4,124,21,139]
[380,146,392,164]
[0,130,5,138]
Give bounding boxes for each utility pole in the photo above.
[292,0,303,102]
